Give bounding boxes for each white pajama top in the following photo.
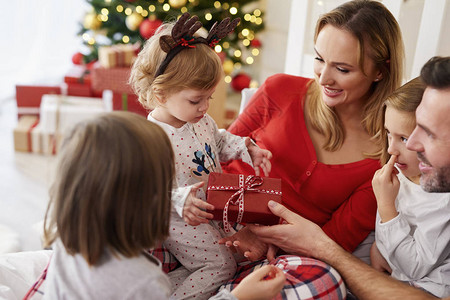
[375,171,450,298]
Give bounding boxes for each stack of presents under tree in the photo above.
[13,43,231,155]
[13,43,147,155]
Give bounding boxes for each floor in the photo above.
[0,98,56,252]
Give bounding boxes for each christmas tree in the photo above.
[77,0,264,88]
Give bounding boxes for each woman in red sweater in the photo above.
[222,0,404,257]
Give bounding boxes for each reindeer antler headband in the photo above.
[155,12,240,77]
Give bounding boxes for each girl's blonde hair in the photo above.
[43,111,174,266]
[378,77,425,164]
[307,0,404,155]
[130,23,223,109]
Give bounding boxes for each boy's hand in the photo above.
[183,182,215,226]
[372,154,400,223]
[245,138,272,177]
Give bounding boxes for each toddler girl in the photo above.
[129,13,272,300]
[40,111,284,300]
[371,78,450,298]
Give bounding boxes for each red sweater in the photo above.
[224,74,380,252]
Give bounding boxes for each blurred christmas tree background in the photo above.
[76,0,265,92]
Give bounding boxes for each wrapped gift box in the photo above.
[91,67,133,94]
[13,116,39,152]
[64,66,98,97]
[98,44,137,68]
[30,123,43,154]
[15,85,61,119]
[206,173,282,229]
[39,94,109,154]
[111,91,148,117]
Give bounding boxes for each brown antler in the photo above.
[207,17,240,41]
[172,13,202,41]
[160,13,203,53]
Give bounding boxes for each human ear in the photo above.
[374,70,383,82]
[154,95,166,105]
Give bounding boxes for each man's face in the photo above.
[406,87,450,192]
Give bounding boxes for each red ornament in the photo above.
[72,52,84,65]
[230,73,251,92]
[139,19,163,40]
[250,39,262,48]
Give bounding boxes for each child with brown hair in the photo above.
[371,78,450,298]
[41,111,285,300]
[129,13,273,299]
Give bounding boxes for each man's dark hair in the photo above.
[420,56,450,89]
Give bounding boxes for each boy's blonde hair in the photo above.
[307,0,404,155]
[43,111,174,266]
[130,23,223,109]
[378,77,425,164]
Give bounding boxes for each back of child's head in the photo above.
[379,77,425,164]
[130,21,223,110]
[43,111,174,265]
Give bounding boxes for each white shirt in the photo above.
[44,241,238,300]
[148,113,252,217]
[44,241,172,299]
[376,171,450,298]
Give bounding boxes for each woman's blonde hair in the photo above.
[43,111,174,266]
[378,77,425,164]
[307,0,404,154]
[130,23,223,109]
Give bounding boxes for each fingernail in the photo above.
[268,200,277,208]
[233,241,238,247]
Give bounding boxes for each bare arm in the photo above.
[248,201,438,300]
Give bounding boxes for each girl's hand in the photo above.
[183,182,215,226]
[231,265,285,300]
[372,154,400,223]
[370,242,392,274]
[218,226,269,261]
[245,138,272,177]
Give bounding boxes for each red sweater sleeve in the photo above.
[322,180,378,252]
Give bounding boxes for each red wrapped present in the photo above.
[64,65,92,85]
[91,67,133,94]
[64,66,102,97]
[111,92,148,117]
[15,85,61,119]
[207,173,282,232]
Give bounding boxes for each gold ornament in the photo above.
[83,13,101,30]
[168,0,187,9]
[223,59,234,75]
[125,12,143,31]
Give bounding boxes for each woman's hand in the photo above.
[183,182,214,226]
[218,226,270,261]
[231,265,285,300]
[245,137,272,177]
[370,242,392,274]
[372,154,400,223]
